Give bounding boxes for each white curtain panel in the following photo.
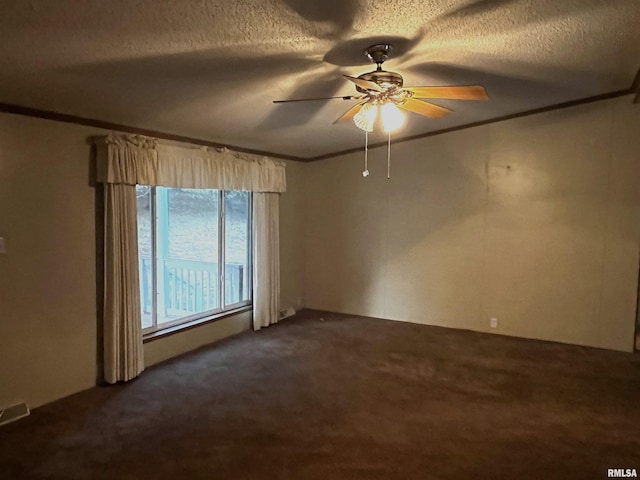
[252,193,281,330]
[103,183,144,383]
[98,134,157,383]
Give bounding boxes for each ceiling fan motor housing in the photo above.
[365,43,392,64]
[356,70,404,92]
[357,44,404,92]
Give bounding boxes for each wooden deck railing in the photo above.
[139,256,245,319]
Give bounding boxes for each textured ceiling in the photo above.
[0,0,638,159]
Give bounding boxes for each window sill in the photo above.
[142,305,252,344]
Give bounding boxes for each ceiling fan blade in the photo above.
[343,75,383,92]
[404,85,489,100]
[333,102,366,124]
[398,98,451,119]
[273,95,361,103]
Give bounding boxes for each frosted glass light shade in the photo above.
[381,103,405,132]
[353,103,377,132]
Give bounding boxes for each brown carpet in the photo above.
[2,310,639,479]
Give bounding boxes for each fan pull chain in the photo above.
[387,131,391,179]
[362,131,369,177]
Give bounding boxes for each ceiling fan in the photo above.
[273,43,489,131]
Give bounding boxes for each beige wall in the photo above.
[304,96,640,352]
[280,160,307,312]
[0,114,102,409]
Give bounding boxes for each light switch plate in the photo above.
[0,237,6,254]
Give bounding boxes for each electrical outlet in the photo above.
[490,318,498,329]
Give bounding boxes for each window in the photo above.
[136,186,251,332]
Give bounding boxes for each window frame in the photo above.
[139,186,252,335]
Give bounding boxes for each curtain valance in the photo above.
[96,133,286,193]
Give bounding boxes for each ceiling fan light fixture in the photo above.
[381,102,405,132]
[353,103,377,132]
